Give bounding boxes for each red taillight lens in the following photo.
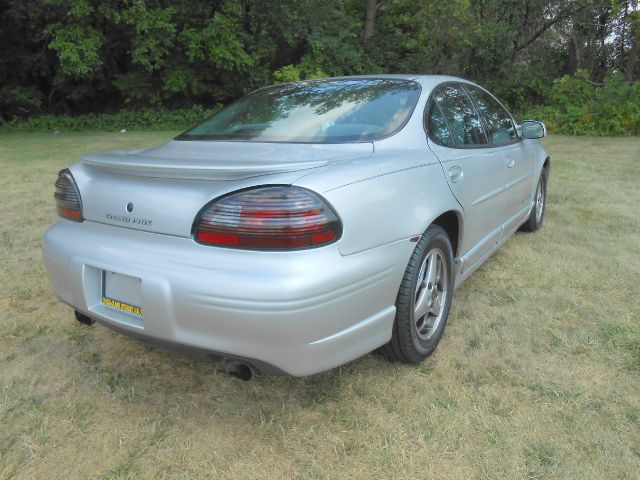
[194,186,342,250]
[54,169,83,222]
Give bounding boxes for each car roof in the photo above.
[328,74,461,80]
[303,74,479,90]
[250,75,482,98]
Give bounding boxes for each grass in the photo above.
[1,132,639,479]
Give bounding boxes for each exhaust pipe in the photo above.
[74,310,95,326]
[223,359,256,381]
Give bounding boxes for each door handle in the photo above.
[505,156,515,168]
[448,166,463,183]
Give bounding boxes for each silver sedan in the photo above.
[42,75,549,379]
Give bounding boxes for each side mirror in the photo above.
[520,120,546,139]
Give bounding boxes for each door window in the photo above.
[466,86,518,146]
[432,84,488,146]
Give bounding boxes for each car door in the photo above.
[426,83,508,272]
[465,84,536,235]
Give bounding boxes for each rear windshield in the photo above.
[176,79,421,143]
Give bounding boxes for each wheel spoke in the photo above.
[414,288,431,320]
[425,252,438,288]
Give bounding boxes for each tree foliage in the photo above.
[0,0,638,133]
[530,70,640,135]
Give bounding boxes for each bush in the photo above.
[0,106,220,132]
[3,73,638,137]
[526,72,640,136]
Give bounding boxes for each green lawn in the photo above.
[1,132,639,479]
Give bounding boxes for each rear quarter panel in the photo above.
[295,147,461,256]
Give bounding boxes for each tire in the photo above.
[519,168,547,232]
[380,224,454,363]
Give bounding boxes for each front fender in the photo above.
[531,140,550,183]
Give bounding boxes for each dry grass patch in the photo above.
[1,133,639,479]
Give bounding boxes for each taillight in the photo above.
[194,186,342,250]
[54,169,83,221]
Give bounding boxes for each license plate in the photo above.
[102,271,142,317]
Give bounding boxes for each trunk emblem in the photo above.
[126,202,134,212]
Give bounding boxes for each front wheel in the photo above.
[520,169,547,232]
[380,224,454,364]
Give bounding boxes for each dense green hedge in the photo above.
[0,106,218,132]
[527,72,640,136]
[2,72,638,136]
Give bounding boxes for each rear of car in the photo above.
[41,78,426,376]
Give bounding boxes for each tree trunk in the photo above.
[625,30,639,83]
[566,7,589,75]
[363,0,377,44]
[567,31,584,75]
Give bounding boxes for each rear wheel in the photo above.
[520,169,547,232]
[381,225,454,363]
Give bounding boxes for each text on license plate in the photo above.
[102,296,143,317]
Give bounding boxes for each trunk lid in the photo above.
[71,140,373,237]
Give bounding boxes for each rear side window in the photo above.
[426,100,454,146]
[466,86,518,146]
[432,84,487,146]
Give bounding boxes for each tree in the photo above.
[0,0,637,120]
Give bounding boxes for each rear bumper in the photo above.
[42,220,413,376]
